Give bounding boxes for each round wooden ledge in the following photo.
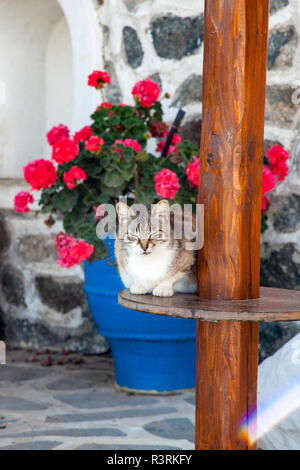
[118,287,300,322]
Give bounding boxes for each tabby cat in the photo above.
[115,200,197,297]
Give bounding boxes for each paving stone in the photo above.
[0,428,126,439]
[0,396,48,411]
[0,441,61,450]
[47,371,104,391]
[0,365,52,383]
[53,390,157,409]
[46,407,177,424]
[123,26,144,69]
[144,418,194,443]
[75,443,181,450]
[151,15,204,60]
[184,395,195,406]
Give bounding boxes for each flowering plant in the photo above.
[14,71,288,267]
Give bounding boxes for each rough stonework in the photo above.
[123,26,144,69]
[150,15,205,60]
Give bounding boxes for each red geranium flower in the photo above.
[156,141,178,155]
[85,135,105,153]
[52,137,79,165]
[186,156,200,187]
[54,233,94,268]
[23,159,57,190]
[46,124,69,146]
[63,166,87,190]
[14,191,34,213]
[154,168,180,199]
[73,126,93,144]
[114,139,141,153]
[88,70,111,89]
[150,122,169,138]
[262,165,276,194]
[132,79,160,107]
[266,145,289,182]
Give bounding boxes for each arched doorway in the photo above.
[0,0,102,179]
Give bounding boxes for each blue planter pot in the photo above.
[83,238,196,393]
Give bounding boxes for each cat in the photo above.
[115,199,197,297]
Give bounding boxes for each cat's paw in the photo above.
[130,284,148,295]
[152,285,174,297]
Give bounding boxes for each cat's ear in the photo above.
[116,202,135,221]
[152,199,169,217]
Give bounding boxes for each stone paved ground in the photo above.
[0,349,195,450]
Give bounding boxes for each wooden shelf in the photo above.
[119,287,300,322]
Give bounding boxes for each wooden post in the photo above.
[196,0,269,450]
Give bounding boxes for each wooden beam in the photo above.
[198,0,270,301]
[196,0,269,450]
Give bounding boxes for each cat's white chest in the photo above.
[126,248,173,290]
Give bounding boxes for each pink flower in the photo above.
[73,126,93,144]
[163,132,181,145]
[23,159,57,190]
[52,137,79,165]
[156,141,178,155]
[54,233,94,268]
[261,165,276,213]
[63,166,87,190]
[88,70,111,89]
[262,165,276,194]
[85,135,105,153]
[186,156,200,187]
[14,191,34,213]
[266,145,289,182]
[113,139,141,154]
[99,102,112,109]
[154,168,180,199]
[132,79,160,107]
[46,124,69,146]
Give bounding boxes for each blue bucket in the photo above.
[83,238,196,393]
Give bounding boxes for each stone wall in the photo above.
[0,0,300,356]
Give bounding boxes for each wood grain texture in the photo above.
[118,287,300,322]
[195,320,258,449]
[198,0,270,300]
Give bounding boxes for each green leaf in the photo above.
[104,170,123,187]
[53,189,78,212]
[135,151,148,162]
[76,223,97,239]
